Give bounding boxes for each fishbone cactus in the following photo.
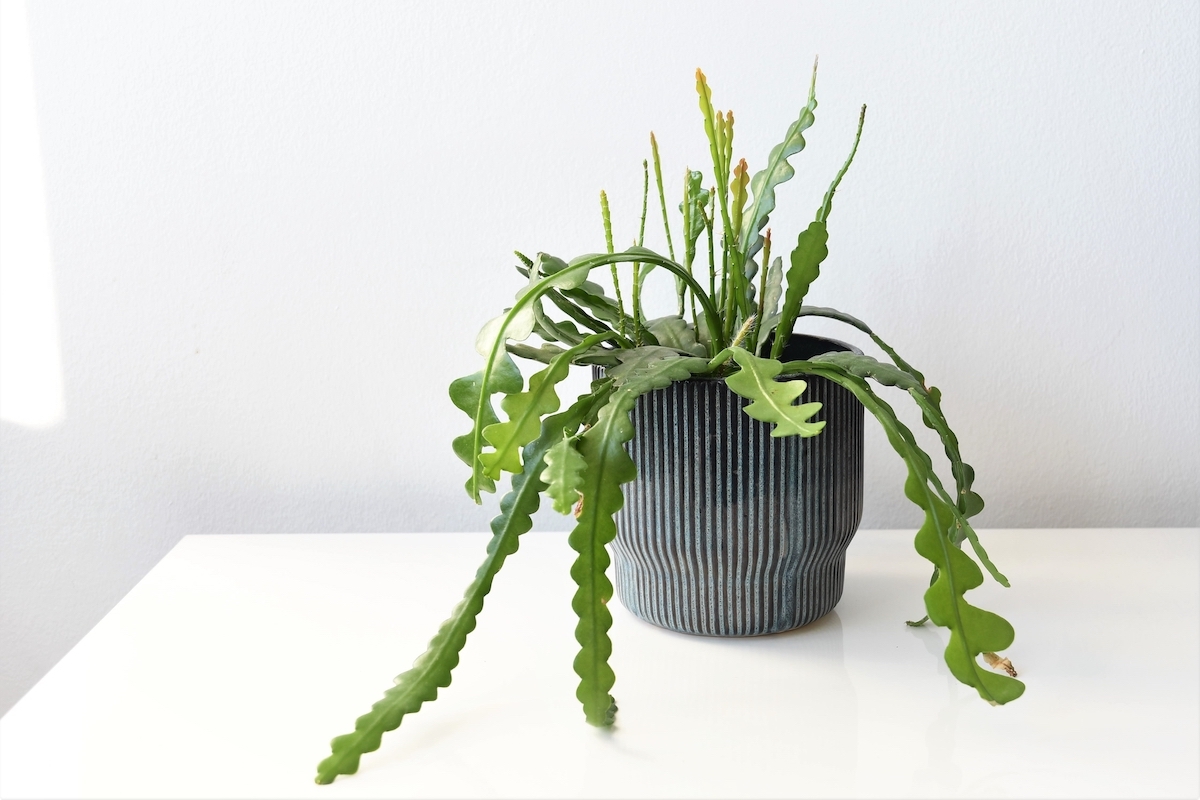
[316,64,1022,785]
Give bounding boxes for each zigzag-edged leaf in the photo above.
[777,360,1023,705]
[541,433,586,515]
[645,316,707,356]
[724,349,825,438]
[569,350,709,726]
[911,475,1022,704]
[550,248,729,351]
[756,256,784,339]
[730,158,750,246]
[533,301,585,346]
[459,263,592,503]
[695,69,724,192]
[506,341,621,368]
[816,104,867,224]
[769,113,864,357]
[455,252,651,503]
[922,385,984,518]
[677,170,711,312]
[315,386,612,784]
[782,313,990,574]
[459,249,727,503]
[763,257,782,316]
[770,220,829,359]
[813,350,921,391]
[606,345,700,386]
[793,305,986,518]
[720,111,735,189]
[796,305,926,383]
[535,254,630,334]
[475,308,536,357]
[810,350,1003,584]
[450,353,523,499]
[482,250,597,356]
[544,288,620,339]
[528,252,591,291]
[480,333,614,480]
[680,170,710,262]
[739,60,818,262]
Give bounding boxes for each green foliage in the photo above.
[816,105,867,224]
[722,349,826,437]
[776,358,1022,703]
[758,256,784,335]
[650,132,676,262]
[810,349,1003,584]
[681,170,711,268]
[541,432,586,515]
[315,387,611,784]
[739,60,819,262]
[481,333,615,480]
[569,349,709,726]
[771,221,829,359]
[449,352,522,500]
[453,250,719,507]
[319,65,1020,786]
[680,170,711,314]
[645,316,707,356]
[795,306,986,531]
[730,158,750,242]
[913,476,1023,704]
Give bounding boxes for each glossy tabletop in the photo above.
[1,529,1197,799]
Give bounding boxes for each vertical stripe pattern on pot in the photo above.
[602,361,864,636]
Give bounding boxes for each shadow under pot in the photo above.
[596,333,865,637]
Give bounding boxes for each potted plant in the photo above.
[315,64,1024,785]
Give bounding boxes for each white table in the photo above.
[1,529,1196,799]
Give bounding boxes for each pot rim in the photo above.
[683,332,864,382]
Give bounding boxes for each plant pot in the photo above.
[606,334,864,636]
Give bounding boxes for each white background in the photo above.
[1,0,1196,715]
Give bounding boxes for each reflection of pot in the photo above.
[612,334,865,636]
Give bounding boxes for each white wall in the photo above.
[2,0,1196,714]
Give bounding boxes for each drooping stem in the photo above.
[777,360,1022,705]
[599,190,626,338]
[316,389,610,784]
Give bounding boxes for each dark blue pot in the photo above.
[607,334,864,636]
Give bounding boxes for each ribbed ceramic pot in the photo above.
[606,334,864,637]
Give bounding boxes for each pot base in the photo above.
[615,550,848,637]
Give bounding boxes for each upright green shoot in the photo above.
[751,229,772,354]
[600,190,626,338]
[632,160,650,345]
[706,191,716,312]
[650,133,676,261]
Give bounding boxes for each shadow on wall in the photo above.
[0,0,69,718]
[1,0,65,430]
